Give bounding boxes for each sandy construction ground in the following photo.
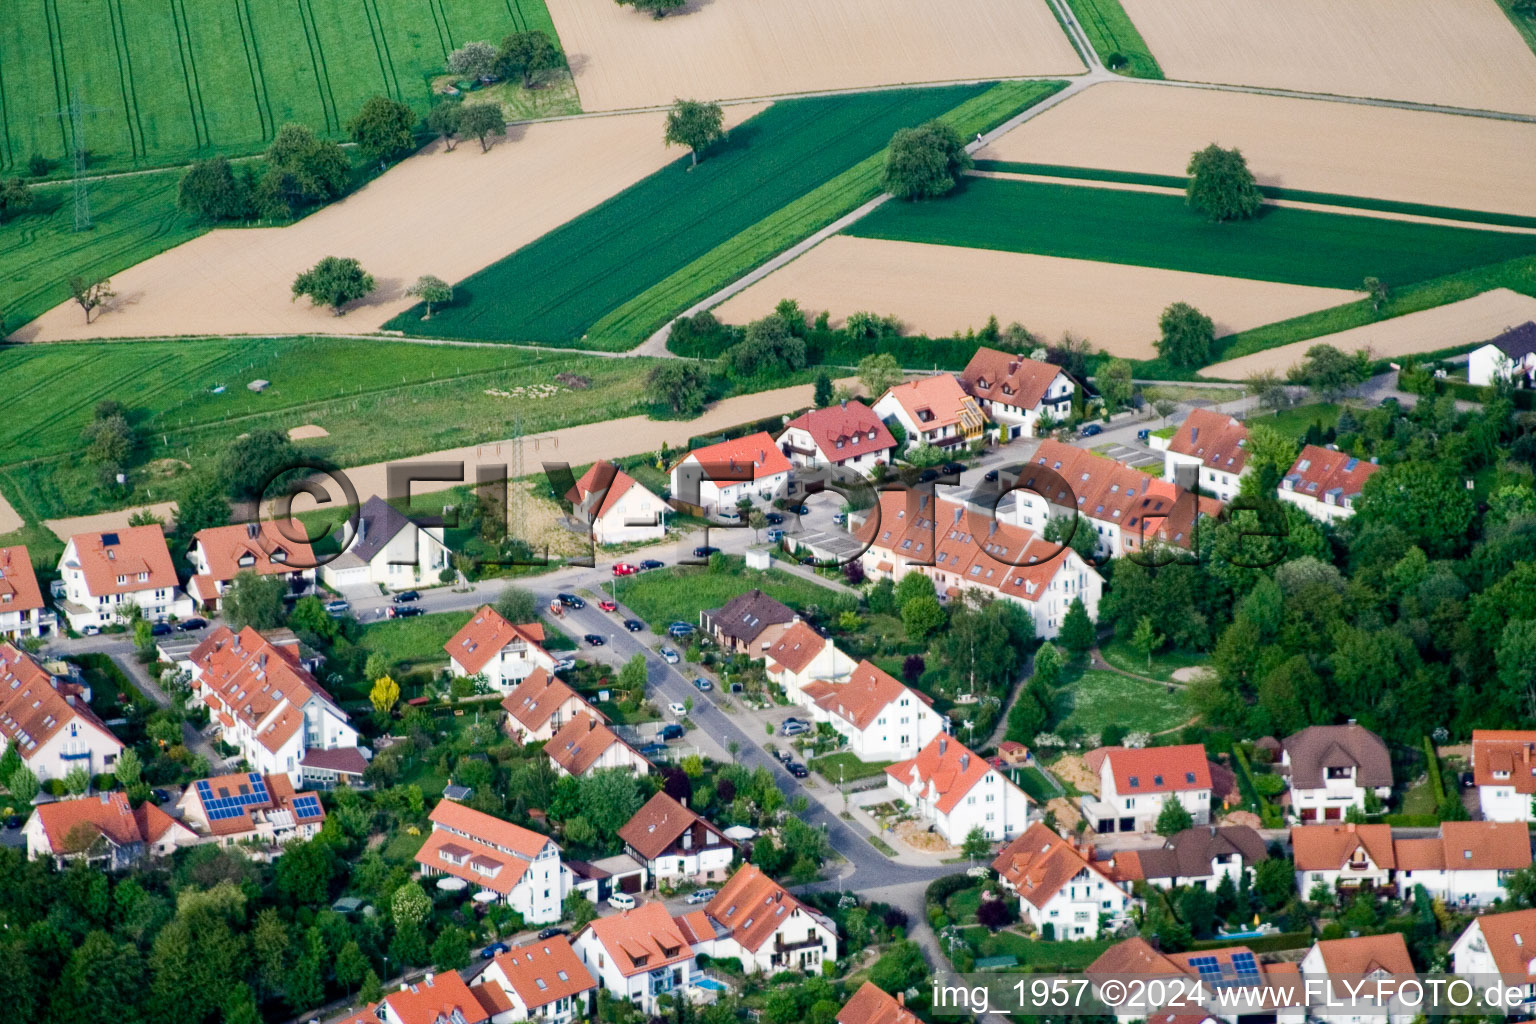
[10,106,760,343]
[45,502,181,542]
[981,83,1536,219]
[712,236,1356,359]
[1200,288,1536,379]
[545,0,1082,111]
[0,490,23,536]
[1118,0,1536,116]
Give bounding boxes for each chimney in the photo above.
[960,753,970,772]
[359,518,368,541]
[1346,822,1356,833]
[896,993,905,1008]
[589,718,597,731]
[246,522,259,539]
[424,973,434,986]
[939,737,948,756]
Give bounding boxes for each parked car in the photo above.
[612,563,638,576]
[831,512,846,525]
[660,647,680,664]
[537,927,567,940]
[4,815,21,830]
[81,625,101,636]
[667,622,695,638]
[786,762,809,778]
[599,599,618,612]
[150,622,174,637]
[666,702,687,717]
[623,618,644,632]
[583,634,605,646]
[324,600,351,617]
[941,461,965,475]
[1136,429,1151,442]
[772,747,793,763]
[659,723,685,741]
[553,656,577,672]
[608,892,638,911]
[639,559,664,571]
[389,606,425,618]
[783,716,808,728]
[780,721,810,737]
[693,677,712,692]
[917,468,939,483]
[685,889,716,905]
[1079,423,1103,438]
[150,788,172,804]
[715,508,741,523]
[557,593,585,609]
[481,942,510,959]
[785,504,809,515]
[639,742,669,758]
[766,528,785,543]
[692,545,720,558]
[392,590,420,603]
[764,512,784,525]
[177,617,208,632]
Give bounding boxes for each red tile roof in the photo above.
[837,982,922,1024]
[781,402,895,460]
[1308,934,1414,999]
[680,431,792,482]
[879,375,987,433]
[579,900,694,976]
[1290,823,1395,871]
[416,800,555,895]
[185,770,325,837]
[961,347,1071,410]
[1025,440,1215,548]
[191,626,341,749]
[445,606,548,677]
[1468,908,1536,981]
[377,971,490,1024]
[1281,445,1380,506]
[192,521,316,582]
[500,669,589,733]
[33,792,192,852]
[992,822,1113,909]
[1168,410,1249,474]
[546,713,645,777]
[1393,821,1531,872]
[65,524,179,597]
[704,863,824,953]
[885,734,1003,814]
[1090,744,1212,796]
[0,547,43,615]
[801,660,918,732]
[1472,730,1536,794]
[0,642,120,764]
[762,621,829,675]
[566,461,648,521]
[491,935,595,1009]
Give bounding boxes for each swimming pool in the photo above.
[694,979,729,992]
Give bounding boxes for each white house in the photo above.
[0,642,124,782]
[1163,409,1250,502]
[1393,821,1531,907]
[1300,934,1417,1024]
[617,791,735,886]
[1291,823,1394,893]
[565,461,666,545]
[545,713,650,779]
[694,864,837,974]
[1277,446,1381,523]
[175,770,326,854]
[1471,730,1536,822]
[56,525,193,631]
[476,936,597,1024]
[762,620,857,703]
[189,625,360,785]
[669,432,792,515]
[872,374,988,450]
[415,798,568,924]
[446,606,558,693]
[24,791,196,869]
[1449,908,1536,1010]
[0,546,52,639]
[1080,744,1212,834]
[1114,825,1267,893]
[991,822,1132,939]
[571,899,700,1013]
[884,733,1031,844]
[501,670,594,743]
[959,347,1076,440]
[186,520,316,613]
[799,660,944,762]
[776,401,896,476]
[319,495,451,591]
[1467,322,1536,388]
[1281,723,1393,823]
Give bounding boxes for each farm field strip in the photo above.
[843,176,1536,292]
[1061,0,1162,78]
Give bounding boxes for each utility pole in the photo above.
[42,92,111,232]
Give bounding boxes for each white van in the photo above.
[607,892,637,911]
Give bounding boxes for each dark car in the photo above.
[639,559,664,571]
[692,545,720,558]
[392,590,420,603]
[785,504,809,515]
[150,788,172,804]
[639,742,669,758]
[390,605,425,618]
[918,468,939,483]
[177,617,208,632]
[150,622,174,637]
[667,621,696,638]
[659,723,685,741]
[786,762,809,778]
[558,593,585,609]
[583,634,605,646]
[623,619,644,632]
[481,942,510,959]
[3,815,20,830]
[941,461,965,475]
[764,512,784,525]
[1079,423,1103,438]
[983,469,999,483]
[536,927,566,940]
[1136,429,1150,442]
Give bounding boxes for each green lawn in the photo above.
[1061,0,1163,78]
[616,557,850,633]
[359,610,475,671]
[1055,668,1189,738]
[846,177,1536,291]
[809,752,894,783]
[1012,765,1059,803]
[0,0,558,176]
[383,84,999,345]
[1098,639,1209,683]
[960,927,1112,968]
[1254,402,1343,441]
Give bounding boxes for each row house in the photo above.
[1080,744,1213,834]
[415,798,567,923]
[798,659,944,762]
[0,546,52,639]
[1163,409,1250,503]
[884,733,1031,844]
[992,822,1133,939]
[1277,445,1381,523]
[0,642,123,782]
[762,620,856,703]
[186,520,316,613]
[565,461,667,545]
[669,432,793,515]
[1280,722,1393,822]
[1292,821,1531,904]
[617,791,736,887]
[872,374,988,449]
[958,346,1076,440]
[1111,824,1267,893]
[57,525,193,630]
[776,401,897,477]
[447,606,559,692]
[1086,937,1304,1024]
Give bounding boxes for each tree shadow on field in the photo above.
[693,119,762,166]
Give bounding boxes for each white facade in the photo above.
[1164,448,1244,503]
[0,606,51,640]
[802,684,945,763]
[774,423,893,477]
[1083,753,1211,835]
[765,642,857,705]
[1299,945,1416,1024]
[1479,784,1535,823]
[1025,868,1132,940]
[981,373,1076,439]
[56,537,193,630]
[1469,342,1536,388]
[453,641,558,694]
[590,484,666,545]
[1396,864,1513,906]
[16,712,124,783]
[319,519,450,590]
[886,738,1032,844]
[1284,767,1389,822]
[1449,915,1536,1011]
[571,923,697,1013]
[705,911,837,976]
[1276,482,1358,523]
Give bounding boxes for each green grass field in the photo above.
[1011,765,1058,803]
[846,177,1536,291]
[1097,639,1208,683]
[809,752,894,783]
[359,609,475,671]
[615,557,848,633]
[0,0,556,176]
[1495,0,1536,58]
[1055,668,1189,737]
[1061,0,1163,78]
[383,84,998,346]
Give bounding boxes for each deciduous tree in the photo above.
[68,275,115,324]
[448,41,500,79]
[882,120,971,200]
[1185,143,1263,222]
[348,95,418,167]
[292,256,375,315]
[459,103,507,152]
[176,157,249,222]
[1156,302,1215,368]
[1096,357,1134,410]
[0,178,34,224]
[223,570,288,630]
[427,102,463,151]
[645,361,710,415]
[370,675,401,714]
[857,352,903,397]
[406,274,453,318]
[220,429,300,501]
[498,31,565,87]
[257,124,350,218]
[495,586,538,623]
[664,99,725,168]
[617,0,687,17]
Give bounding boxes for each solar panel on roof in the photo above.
[1231,953,1259,977]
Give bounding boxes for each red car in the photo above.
[599,599,619,612]
[612,562,638,576]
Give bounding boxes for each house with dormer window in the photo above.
[572,899,700,1013]
[959,347,1077,440]
[1281,723,1392,822]
[693,864,837,974]
[798,660,943,762]
[0,642,123,782]
[187,520,317,612]
[884,733,1031,844]
[1300,934,1417,1024]
[762,621,857,703]
[669,432,793,515]
[618,792,735,886]
[872,374,988,449]
[476,935,597,1024]
[56,525,193,630]
[1277,445,1381,523]
[0,546,52,639]
[776,401,897,476]
[1291,823,1394,892]
[1471,730,1536,822]
[416,798,568,923]
[446,606,558,693]
[992,822,1133,939]
[1450,907,1536,1011]
[1163,410,1250,502]
[1081,744,1212,834]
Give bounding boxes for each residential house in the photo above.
[699,589,795,654]
[446,606,558,692]
[185,520,316,612]
[0,642,124,782]
[991,822,1132,939]
[1277,446,1381,522]
[1299,934,1417,1024]
[959,347,1076,440]
[872,374,988,450]
[837,983,923,1024]
[1291,823,1395,893]
[189,625,360,785]
[571,899,700,1013]
[476,935,597,1024]
[319,495,451,590]
[696,863,837,974]
[56,525,193,630]
[175,770,326,854]
[884,733,1031,844]
[299,746,370,790]
[1449,907,1536,1010]
[855,490,1104,639]
[370,971,491,1024]
[1281,723,1393,822]
[798,660,944,762]
[1008,440,1224,559]
[1392,821,1531,906]
[1111,825,1267,892]
[415,799,567,923]
[1086,937,1305,1024]
[565,461,667,545]
[617,791,736,886]
[545,713,650,779]
[0,547,51,639]
[1471,730,1536,822]
[24,791,196,869]
[501,669,593,743]
[669,432,793,515]
[1080,745,1213,834]
[776,401,896,476]
[1163,410,1250,502]
[1468,321,1536,388]
[762,620,857,703]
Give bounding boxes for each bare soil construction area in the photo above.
[11,107,760,344]
[545,0,1082,111]
[980,82,1536,219]
[712,236,1355,359]
[1200,288,1536,379]
[1117,0,1536,115]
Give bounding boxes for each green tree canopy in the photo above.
[348,95,418,166]
[1156,795,1194,836]
[1156,302,1215,368]
[222,570,288,631]
[292,256,375,315]
[498,31,565,87]
[406,275,453,318]
[1185,143,1263,222]
[176,157,250,222]
[664,99,726,167]
[646,362,711,416]
[459,104,508,152]
[882,120,972,200]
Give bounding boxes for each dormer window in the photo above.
[238,554,256,567]
[271,548,287,563]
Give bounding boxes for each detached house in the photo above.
[1163,410,1250,502]
[700,589,795,654]
[501,669,593,743]
[416,799,567,923]
[446,606,558,692]
[872,374,988,449]
[57,525,193,631]
[992,822,1132,939]
[476,935,597,1024]
[838,983,923,1024]
[0,642,123,782]
[1080,745,1213,834]
[669,432,793,515]
[186,520,316,612]
[320,495,450,590]
[1277,446,1381,523]
[0,546,51,639]
[617,791,735,886]
[1299,934,1417,1024]
[959,347,1076,440]
[572,899,700,1013]
[884,733,1031,844]
[1291,823,1394,893]
[1468,321,1536,388]
[762,620,856,703]
[565,461,666,545]
[695,864,837,974]
[776,401,896,476]
[24,791,195,869]
[546,713,649,779]
[1471,730,1536,822]
[1281,723,1393,822]
[367,971,491,1024]
[799,660,944,762]
[1450,907,1536,1009]
[1113,825,1267,892]
[1392,821,1531,906]
[175,770,326,854]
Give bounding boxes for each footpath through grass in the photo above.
[1061,0,1163,78]
[847,177,1536,291]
